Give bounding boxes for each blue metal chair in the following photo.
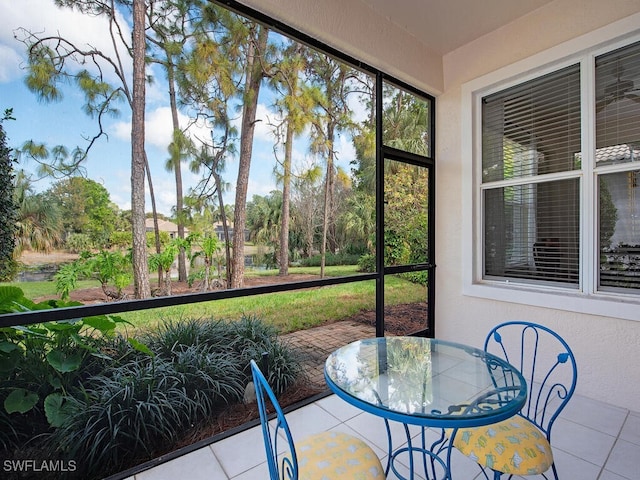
[452,321,577,479]
[250,359,385,480]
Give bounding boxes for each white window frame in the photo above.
[462,14,640,322]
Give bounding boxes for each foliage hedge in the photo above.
[0,288,301,479]
[0,111,18,282]
[299,251,361,267]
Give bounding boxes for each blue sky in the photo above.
[0,0,358,217]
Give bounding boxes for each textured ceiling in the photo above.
[358,0,554,55]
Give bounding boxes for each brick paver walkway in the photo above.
[282,321,377,389]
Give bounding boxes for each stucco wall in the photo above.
[438,1,640,410]
[234,0,640,410]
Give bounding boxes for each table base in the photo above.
[383,419,452,480]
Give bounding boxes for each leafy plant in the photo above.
[1,287,303,479]
[0,286,133,439]
[52,356,209,476]
[141,315,301,396]
[54,261,86,300]
[186,232,224,290]
[148,240,179,295]
[54,249,133,301]
[400,270,428,286]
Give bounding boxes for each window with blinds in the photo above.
[596,41,640,292]
[482,64,581,284]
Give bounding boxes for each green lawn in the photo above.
[5,266,425,334]
[119,274,424,334]
[6,279,99,299]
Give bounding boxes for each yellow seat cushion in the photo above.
[290,430,385,479]
[452,416,553,475]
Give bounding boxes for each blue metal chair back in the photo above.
[484,321,577,442]
[250,359,298,480]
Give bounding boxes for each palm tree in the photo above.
[148,241,179,296]
[247,192,283,254]
[186,232,222,290]
[13,171,63,255]
[382,87,430,156]
[341,191,376,254]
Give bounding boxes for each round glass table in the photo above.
[324,337,527,479]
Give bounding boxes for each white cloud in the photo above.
[229,102,280,145]
[145,107,178,150]
[255,103,282,143]
[335,133,356,169]
[0,45,23,82]
[247,176,276,198]
[112,106,214,152]
[99,158,187,216]
[0,0,132,85]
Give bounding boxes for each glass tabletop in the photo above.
[324,336,527,428]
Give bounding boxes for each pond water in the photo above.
[16,265,59,282]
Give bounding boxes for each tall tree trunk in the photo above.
[215,172,232,287]
[144,153,163,289]
[167,62,187,282]
[230,25,268,289]
[131,0,150,299]
[320,125,335,278]
[279,123,293,276]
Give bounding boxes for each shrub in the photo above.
[48,315,300,478]
[109,230,132,248]
[357,253,376,272]
[0,286,135,452]
[0,258,18,282]
[65,232,92,253]
[140,316,234,355]
[400,271,429,286]
[228,315,301,393]
[141,315,301,395]
[300,252,361,267]
[51,352,242,477]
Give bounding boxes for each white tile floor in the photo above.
[131,393,639,480]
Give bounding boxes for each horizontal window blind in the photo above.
[596,40,640,156]
[484,179,580,284]
[596,41,640,292]
[482,65,581,285]
[482,64,581,183]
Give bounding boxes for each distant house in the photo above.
[213,221,249,243]
[144,218,187,239]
